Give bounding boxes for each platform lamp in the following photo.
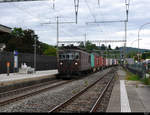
[32,33,37,73]
[138,22,150,62]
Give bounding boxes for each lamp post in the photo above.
[32,33,37,73]
[34,37,37,73]
[138,22,150,61]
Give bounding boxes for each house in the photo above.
[0,24,12,34]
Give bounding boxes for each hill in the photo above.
[119,47,150,53]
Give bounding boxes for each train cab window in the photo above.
[62,55,65,60]
[75,53,79,60]
[65,53,73,60]
[66,54,69,60]
[59,54,66,60]
[69,53,74,60]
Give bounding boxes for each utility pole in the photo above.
[52,0,55,9]
[74,0,79,24]
[124,0,129,64]
[42,16,76,64]
[34,37,37,73]
[42,16,76,46]
[98,0,100,8]
[86,0,130,65]
[84,33,86,47]
[56,16,59,48]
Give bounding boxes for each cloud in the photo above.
[0,0,150,50]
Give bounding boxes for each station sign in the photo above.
[14,50,18,56]
[14,50,18,68]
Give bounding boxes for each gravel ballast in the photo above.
[0,68,112,112]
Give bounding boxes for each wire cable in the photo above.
[84,0,97,22]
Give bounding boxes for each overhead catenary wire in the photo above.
[1,0,130,49]
[84,0,97,22]
[98,0,100,7]
[10,1,76,41]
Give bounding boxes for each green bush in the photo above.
[141,78,150,85]
[126,71,140,81]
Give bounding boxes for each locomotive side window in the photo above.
[88,55,90,63]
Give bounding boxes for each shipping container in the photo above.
[106,58,109,67]
[90,53,95,68]
[103,58,106,67]
[99,56,103,67]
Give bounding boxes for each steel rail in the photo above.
[90,72,115,112]
[0,80,73,106]
[48,69,113,113]
[0,76,56,97]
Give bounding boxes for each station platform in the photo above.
[107,67,150,112]
[0,70,58,87]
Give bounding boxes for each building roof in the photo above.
[0,24,12,33]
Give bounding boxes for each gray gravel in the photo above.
[0,68,111,112]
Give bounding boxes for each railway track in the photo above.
[49,69,116,112]
[0,79,73,106]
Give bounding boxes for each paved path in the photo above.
[107,66,149,112]
[0,70,58,86]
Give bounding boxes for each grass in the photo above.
[125,71,140,81]
[141,77,150,85]
[84,80,88,87]
[125,70,150,85]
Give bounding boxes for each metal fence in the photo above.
[126,64,146,78]
[0,51,57,74]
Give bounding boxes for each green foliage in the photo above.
[0,27,56,56]
[141,52,150,59]
[5,28,38,53]
[43,45,56,56]
[85,41,99,51]
[126,71,140,81]
[115,46,119,50]
[100,44,106,50]
[126,70,150,85]
[127,51,137,58]
[79,41,85,48]
[141,77,150,85]
[108,44,112,50]
[11,28,24,38]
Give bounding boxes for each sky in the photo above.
[0,0,150,49]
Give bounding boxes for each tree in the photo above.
[108,44,112,50]
[101,44,106,50]
[85,41,99,51]
[79,41,85,48]
[6,28,41,54]
[1,27,57,56]
[115,46,119,50]
[11,28,24,39]
[141,52,150,59]
[127,51,138,58]
[43,45,56,56]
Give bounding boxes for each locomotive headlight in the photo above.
[60,62,63,65]
[75,62,78,65]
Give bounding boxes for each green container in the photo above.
[91,53,95,68]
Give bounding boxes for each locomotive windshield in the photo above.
[59,52,79,60]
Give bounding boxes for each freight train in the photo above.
[57,46,118,79]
